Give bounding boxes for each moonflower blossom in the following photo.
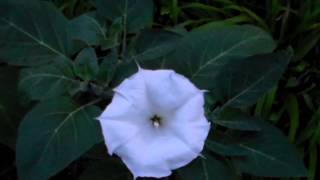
[97,67,210,179]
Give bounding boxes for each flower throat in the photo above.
[150,115,162,127]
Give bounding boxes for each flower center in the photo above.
[150,115,162,128]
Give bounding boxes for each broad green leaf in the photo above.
[232,120,308,177]
[79,159,132,180]
[212,108,261,131]
[131,29,182,62]
[213,49,292,108]
[0,0,72,66]
[101,19,122,50]
[179,153,235,180]
[163,25,276,90]
[116,30,182,80]
[110,61,138,88]
[206,131,247,156]
[16,97,102,180]
[0,66,23,149]
[74,48,99,81]
[95,0,153,33]
[69,13,106,46]
[19,57,80,100]
[96,51,118,86]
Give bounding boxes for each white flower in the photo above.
[97,67,210,179]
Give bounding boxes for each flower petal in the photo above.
[166,92,211,153]
[141,69,199,114]
[114,72,152,117]
[99,119,140,155]
[98,93,150,154]
[114,127,199,178]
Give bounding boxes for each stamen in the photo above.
[153,120,160,128]
[150,115,162,128]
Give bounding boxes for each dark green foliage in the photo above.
[0,0,72,66]
[212,108,261,131]
[179,153,236,180]
[69,12,107,47]
[211,49,292,108]
[231,117,308,177]
[74,48,99,81]
[131,29,182,61]
[19,57,80,101]
[95,0,154,33]
[1,0,319,179]
[16,97,102,180]
[163,25,276,87]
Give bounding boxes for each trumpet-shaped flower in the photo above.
[98,67,210,179]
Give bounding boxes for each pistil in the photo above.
[150,115,162,128]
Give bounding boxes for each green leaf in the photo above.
[308,144,317,180]
[95,0,153,33]
[79,159,132,180]
[74,47,99,81]
[19,57,80,100]
[194,15,252,31]
[181,3,227,17]
[163,25,276,90]
[254,86,277,118]
[223,5,268,30]
[285,94,300,142]
[0,0,72,66]
[69,12,106,46]
[179,153,235,180]
[16,97,102,180]
[213,49,292,108]
[206,131,247,156]
[298,108,320,145]
[110,61,138,88]
[169,0,179,24]
[116,30,182,81]
[131,29,182,62]
[295,30,320,60]
[101,20,122,50]
[0,66,23,149]
[96,51,118,86]
[212,108,261,131]
[232,120,308,177]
